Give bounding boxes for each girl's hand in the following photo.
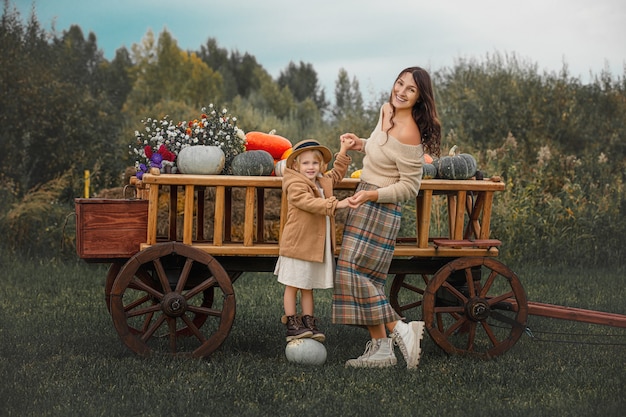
[336,197,352,209]
[340,133,361,151]
[339,138,353,154]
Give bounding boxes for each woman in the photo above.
[332,66,442,369]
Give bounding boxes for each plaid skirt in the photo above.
[332,182,403,326]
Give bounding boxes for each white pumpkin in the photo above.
[285,338,327,365]
[177,145,225,175]
[274,159,287,177]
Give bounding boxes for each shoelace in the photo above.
[392,330,409,359]
[358,340,377,359]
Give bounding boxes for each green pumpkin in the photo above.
[434,146,477,180]
[422,163,437,179]
[231,150,275,176]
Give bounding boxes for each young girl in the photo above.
[275,138,353,343]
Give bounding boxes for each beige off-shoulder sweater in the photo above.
[358,106,425,203]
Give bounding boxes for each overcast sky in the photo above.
[13,0,626,102]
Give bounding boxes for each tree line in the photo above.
[1,2,625,265]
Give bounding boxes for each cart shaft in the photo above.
[527,301,626,328]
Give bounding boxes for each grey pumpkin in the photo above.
[434,145,477,180]
[231,150,275,176]
[422,163,437,179]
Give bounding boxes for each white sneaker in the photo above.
[345,338,397,368]
[391,321,425,369]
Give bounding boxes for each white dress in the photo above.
[274,186,335,289]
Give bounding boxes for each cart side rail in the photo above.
[135,174,504,258]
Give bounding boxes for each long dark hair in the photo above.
[388,66,441,157]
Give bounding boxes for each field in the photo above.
[1,257,624,417]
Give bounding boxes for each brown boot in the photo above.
[301,315,326,343]
[281,315,313,342]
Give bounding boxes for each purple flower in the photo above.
[150,153,163,168]
[136,163,148,180]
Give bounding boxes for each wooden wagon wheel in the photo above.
[422,257,528,359]
[105,261,216,337]
[389,258,447,321]
[104,261,123,312]
[109,242,235,357]
[389,272,430,320]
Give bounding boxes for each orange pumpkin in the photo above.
[245,131,292,160]
[281,147,293,160]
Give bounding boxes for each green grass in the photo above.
[1,257,624,417]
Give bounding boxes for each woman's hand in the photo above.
[348,190,378,206]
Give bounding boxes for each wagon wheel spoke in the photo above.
[126,303,161,318]
[174,257,194,293]
[141,314,166,343]
[152,258,171,294]
[441,281,468,304]
[466,321,477,350]
[181,315,206,342]
[140,311,155,334]
[109,242,236,358]
[480,320,499,347]
[390,267,434,320]
[487,291,515,306]
[434,306,465,315]
[465,268,476,298]
[129,276,164,300]
[185,276,218,299]
[423,257,528,359]
[443,315,469,337]
[187,305,223,318]
[167,318,177,353]
[479,269,498,297]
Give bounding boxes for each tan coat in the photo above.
[278,152,351,262]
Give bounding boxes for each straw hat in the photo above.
[286,139,332,168]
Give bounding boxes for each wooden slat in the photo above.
[416,190,432,248]
[256,187,265,242]
[147,184,159,245]
[479,191,495,240]
[183,184,194,245]
[243,186,255,246]
[168,185,177,240]
[213,186,225,246]
[196,187,205,240]
[453,190,466,239]
[432,238,501,248]
[224,187,232,241]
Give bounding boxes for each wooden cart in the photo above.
[75,173,626,359]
